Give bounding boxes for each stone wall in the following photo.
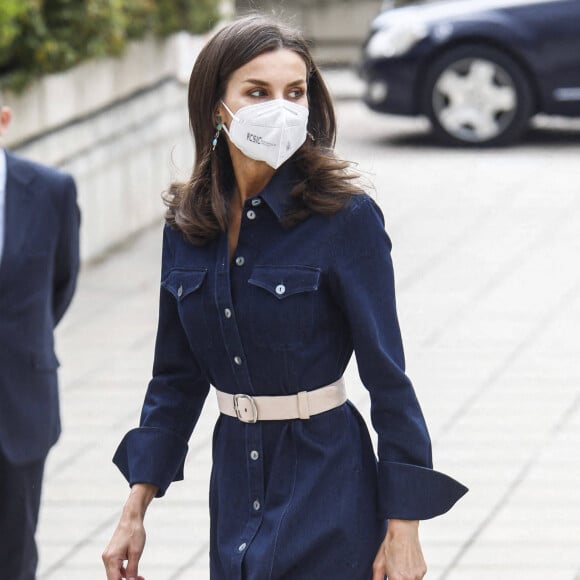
[4,34,203,263]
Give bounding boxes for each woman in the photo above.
[103,15,467,580]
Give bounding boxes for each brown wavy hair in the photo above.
[165,14,361,244]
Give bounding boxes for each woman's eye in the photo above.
[249,88,266,97]
[288,88,305,99]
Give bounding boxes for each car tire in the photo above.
[423,44,534,146]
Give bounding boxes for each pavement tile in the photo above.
[443,567,577,580]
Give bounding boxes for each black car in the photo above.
[360,0,580,145]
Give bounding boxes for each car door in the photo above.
[513,0,580,114]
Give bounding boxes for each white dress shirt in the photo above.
[0,149,6,263]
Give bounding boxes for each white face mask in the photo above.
[221,99,309,169]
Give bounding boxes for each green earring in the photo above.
[212,115,223,150]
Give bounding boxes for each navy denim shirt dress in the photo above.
[114,163,467,579]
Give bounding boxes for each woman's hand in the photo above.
[102,483,158,580]
[372,519,427,580]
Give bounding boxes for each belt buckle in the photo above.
[233,394,258,423]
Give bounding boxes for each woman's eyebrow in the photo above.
[242,78,270,86]
[242,78,306,87]
[287,78,307,86]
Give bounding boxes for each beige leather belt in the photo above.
[215,377,346,423]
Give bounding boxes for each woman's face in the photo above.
[219,48,308,122]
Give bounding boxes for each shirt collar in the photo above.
[258,161,301,222]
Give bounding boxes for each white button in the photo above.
[235,256,245,266]
[234,356,242,366]
[250,450,259,460]
[275,284,286,295]
[224,308,232,318]
[177,285,183,297]
[253,500,261,511]
[238,542,247,552]
[247,210,256,220]
[251,198,262,206]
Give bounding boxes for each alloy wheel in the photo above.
[432,57,518,143]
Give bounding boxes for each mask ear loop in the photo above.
[220,101,236,140]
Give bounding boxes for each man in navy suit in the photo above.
[0,92,80,579]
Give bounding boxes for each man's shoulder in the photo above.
[5,151,73,188]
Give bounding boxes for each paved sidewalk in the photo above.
[36,92,580,579]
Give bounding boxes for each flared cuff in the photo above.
[112,426,189,498]
[378,461,468,520]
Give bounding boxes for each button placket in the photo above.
[246,439,264,540]
[217,216,266,565]
[216,244,248,385]
[233,428,264,566]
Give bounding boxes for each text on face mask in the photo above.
[247,132,275,147]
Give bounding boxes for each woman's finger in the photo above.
[125,548,143,580]
[102,552,123,580]
[372,543,386,580]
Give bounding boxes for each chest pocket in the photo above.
[248,265,321,348]
[161,268,213,349]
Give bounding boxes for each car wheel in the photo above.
[423,44,534,146]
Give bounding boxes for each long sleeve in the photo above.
[329,195,467,520]
[113,226,211,497]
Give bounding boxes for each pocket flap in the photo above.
[249,265,321,299]
[162,269,207,301]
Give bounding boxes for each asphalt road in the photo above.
[37,99,580,579]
